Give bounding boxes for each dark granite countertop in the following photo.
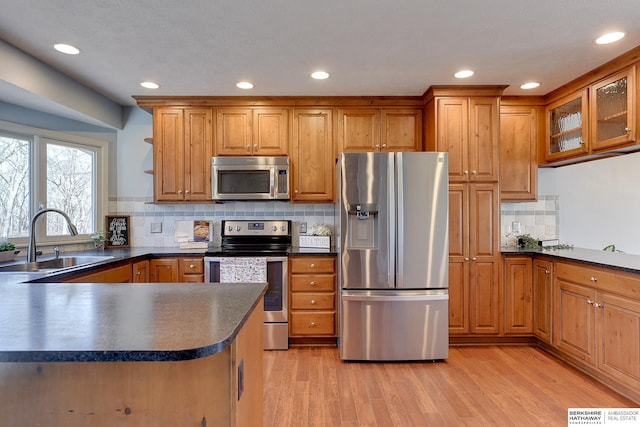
[0,281,266,363]
[502,246,640,275]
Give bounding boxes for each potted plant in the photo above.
[90,231,106,250]
[0,241,19,262]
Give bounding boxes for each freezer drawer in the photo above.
[339,290,448,361]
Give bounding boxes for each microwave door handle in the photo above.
[270,166,276,198]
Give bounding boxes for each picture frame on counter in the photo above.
[105,215,130,248]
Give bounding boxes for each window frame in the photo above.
[0,119,109,248]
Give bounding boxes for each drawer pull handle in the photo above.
[310,299,316,305]
[587,299,594,305]
[310,322,316,327]
[189,264,195,269]
[590,276,597,282]
[309,281,316,286]
[310,263,315,268]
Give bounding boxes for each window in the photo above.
[0,121,108,247]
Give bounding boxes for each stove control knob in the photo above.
[235,225,241,232]
[280,225,286,232]
[272,225,277,232]
[227,226,233,232]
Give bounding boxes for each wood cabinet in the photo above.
[499,104,540,201]
[290,109,334,202]
[448,182,500,335]
[149,257,203,282]
[215,108,288,156]
[178,257,204,282]
[288,256,337,339]
[153,107,213,202]
[552,261,640,395]
[338,108,422,152]
[545,90,590,162]
[533,258,553,343]
[64,263,133,283]
[590,66,636,151]
[132,259,150,283]
[427,96,500,182]
[503,256,533,334]
[149,258,179,282]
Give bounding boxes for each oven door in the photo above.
[204,256,288,323]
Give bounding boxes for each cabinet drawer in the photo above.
[290,274,335,292]
[555,262,640,298]
[290,312,336,336]
[290,257,335,274]
[179,258,204,274]
[290,293,335,310]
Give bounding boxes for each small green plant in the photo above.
[0,241,16,252]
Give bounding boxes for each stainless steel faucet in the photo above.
[27,208,79,263]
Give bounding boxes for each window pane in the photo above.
[46,143,95,235]
[0,134,30,238]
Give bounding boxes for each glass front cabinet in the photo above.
[546,89,589,161]
[590,67,635,151]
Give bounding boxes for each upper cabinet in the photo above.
[425,88,504,183]
[500,102,542,201]
[338,108,422,152]
[590,67,635,151]
[290,109,334,203]
[153,107,213,202]
[215,108,289,156]
[545,90,589,162]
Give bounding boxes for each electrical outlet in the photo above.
[150,222,163,233]
[300,222,307,234]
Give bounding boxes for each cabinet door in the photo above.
[533,258,553,343]
[132,259,150,283]
[500,105,538,201]
[381,108,422,151]
[436,98,469,182]
[291,109,334,202]
[253,108,289,155]
[184,108,213,201]
[504,256,533,334]
[215,108,252,155]
[554,279,596,365]
[597,292,640,390]
[154,108,185,201]
[546,90,589,161]
[448,184,469,334]
[590,67,636,151]
[149,258,179,282]
[468,97,499,182]
[468,183,500,334]
[338,108,380,151]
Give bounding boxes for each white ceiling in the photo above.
[1,0,640,124]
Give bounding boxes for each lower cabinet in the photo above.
[532,258,553,343]
[64,263,133,283]
[503,256,533,334]
[553,261,640,399]
[288,256,337,340]
[148,257,204,282]
[132,259,150,283]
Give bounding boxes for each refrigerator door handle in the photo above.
[388,153,396,287]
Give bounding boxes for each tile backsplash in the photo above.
[500,195,559,246]
[110,197,335,248]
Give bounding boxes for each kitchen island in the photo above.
[0,280,266,427]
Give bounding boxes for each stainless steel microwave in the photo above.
[211,156,290,200]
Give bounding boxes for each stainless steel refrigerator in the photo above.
[336,151,449,361]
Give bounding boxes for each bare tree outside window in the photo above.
[46,143,95,235]
[0,135,30,238]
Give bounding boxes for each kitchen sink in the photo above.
[0,256,114,273]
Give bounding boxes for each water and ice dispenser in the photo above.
[347,203,378,250]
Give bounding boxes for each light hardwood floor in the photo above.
[263,346,636,426]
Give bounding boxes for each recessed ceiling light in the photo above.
[454,69,474,79]
[53,43,80,55]
[595,31,625,45]
[140,81,160,89]
[311,71,330,80]
[236,81,254,89]
[520,82,541,90]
